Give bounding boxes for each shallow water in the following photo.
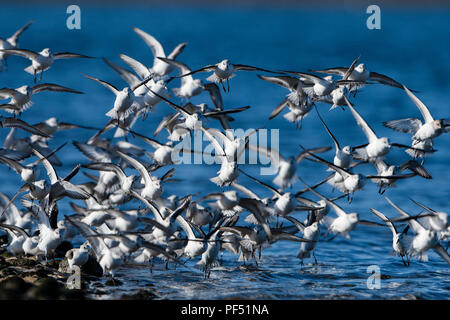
[0,4,449,299]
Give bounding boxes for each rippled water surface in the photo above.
[0,4,449,299]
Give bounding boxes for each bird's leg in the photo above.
[220,81,226,92]
[39,71,43,82]
[226,79,230,92]
[313,251,318,265]
[401,255,407,267]
[33,69,36,83]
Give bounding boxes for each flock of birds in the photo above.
[0,20,448,281]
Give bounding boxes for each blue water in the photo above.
[0,4,449,299]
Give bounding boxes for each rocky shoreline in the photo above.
[0,245,159,300]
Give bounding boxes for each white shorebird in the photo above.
[409,199,449,239]
[257,74,312,108]
[310,57,408,91]
[186,201,216,227]
[150,88,250,134]
[197,229,221,278]
[0,192,33,231]
[201,127,240,187]
[117,151,163,201]
[32,149,90,205]
[198,190,242,217]
[370,208,412,266]
[248,143,330,189]
[238,170,299,218]
[284,215,320,265]
[345,97,422,161]
[66,216,123,277]
[175,214,209,259]
[0,21,33,71]
[280,71,359,99]
[84,75,142,122]
[65,241,90,270]
[0,83,83,116]
[299,177,359,239]
[204,126,260,163]
[132,27,187,79]
[248,144,297,189]
[315,107,352,170]
[0,47,92,82]
[383,86,449,156]
[82,162,136,197]
[0,155,41,183]
[115,127,202,167]
[314,86,350,111]
[158,57,204,99]
[386,197,450,265]
[25,201,64,260]
[302,148,367,201]
[304,147,418,201]
[102,57,169,122]
[369,159,431,194]
[173,59,275,92]
[0,222,31,256]
[344,97,392,161]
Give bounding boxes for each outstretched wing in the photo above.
[8,21,33,45]
[403,86,434,123]
[32,83,83,95]
[83,74,119,95]
[0,48,38,61]
[383,118,422,134]
[54,52,93,59]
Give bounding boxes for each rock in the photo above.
[0,234,8,246]
[34,265,50,278]
[1,251,13,258]
[6,256,38,268]
[105,278,123,286]
[26,277,63,299]
[0,276,33,299]
[58,258,70,274]
[0,267,18,278]
[54,241,73,259]
[80,255,103,277]
[121,289,157,300]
